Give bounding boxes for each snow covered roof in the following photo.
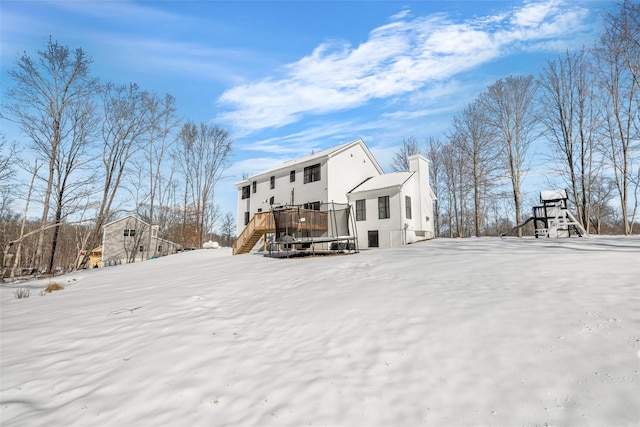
[540,189,568,202]
[348,171,414,194]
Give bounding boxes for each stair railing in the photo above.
[232,212,275,255]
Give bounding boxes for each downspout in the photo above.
[399,186,404,246]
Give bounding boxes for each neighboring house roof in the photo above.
[103,214,148,228]
[103,215,179,246]
[349,171,414,194]
[235,138,384,186]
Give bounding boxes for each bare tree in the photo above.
[7,160,40,277]
[594,0,640,235]
[76,82,148,269]
[219,212,235,247]
[440,136,472,238]
[175,122,232,247]
[391,137,421,171]
[481,75,539,237]
[539,47,600,233]
[588,174,617,234]
[144,93,179,258]
[0,136,16,185]
[46,88,99,272]
[450,98,500,237]
[4,37,97,270]
[0,149,20,274]
[425,137,443,236]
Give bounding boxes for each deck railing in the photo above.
[232,211,275,255]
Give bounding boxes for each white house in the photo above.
[235,138,383,235]
[347,154,435,249]
[234,139,435,253]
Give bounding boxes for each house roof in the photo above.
[348,171,414,194]
[103,214,149,229]
[235,138,383,186]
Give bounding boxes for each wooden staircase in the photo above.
[232,212,275,255]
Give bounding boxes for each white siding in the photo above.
[234,139,384,237]
[235,160,330,236]
[350,188,403,249]
[326,143,381,204]
[348,154,435,248]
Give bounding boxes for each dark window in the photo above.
[304,201,320,211]
[303,163,321,183]
[378,196,390,219]
[368,230,379,248]
[270,176,275,189]
[157,245,162,252]
[290,170,296,182]
[356,199,366,221]
[124,229,136,237]
[269,196,275,205]
[139,245,144,253]
[405,196,412,219]
[257,208,262,213]
[241,185,250,199]
[244,211,250,225]
[252,181,257,193]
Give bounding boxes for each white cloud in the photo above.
[511,0,563,27]
[217,0,593,135]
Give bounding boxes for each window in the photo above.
[368,230,379,248]
[356,199,366,221]
[405,196,412,219]
[378,196,390,219]
[244,211,250,225]
[252,181,257,193]
[241,185,250,199]
[304,201,320,211]
[303,163,321,183]
[124,229,136,237]
[270,176,275,189]
[269,196,275,205]
[157,245,162,252]
[139,245,144,253]
[290,170,296,182]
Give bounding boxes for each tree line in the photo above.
[392,1,639,238]
[1,37,233,278]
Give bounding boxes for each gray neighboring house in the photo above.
[102,215,180,265]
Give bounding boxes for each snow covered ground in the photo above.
[1,236,639,427]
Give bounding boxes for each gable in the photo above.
[235,138,383,187]
[103,215,147,229]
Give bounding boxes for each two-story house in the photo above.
[234,139,435,254]
[235,138,383,234]
[101,215,180,265]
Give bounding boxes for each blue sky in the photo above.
[1,0,611,220]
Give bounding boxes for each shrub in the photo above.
[44,283,64,293]
[14,288,30,299]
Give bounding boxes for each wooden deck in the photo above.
[232,208,331,255]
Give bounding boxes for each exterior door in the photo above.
[368,230,379,248]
